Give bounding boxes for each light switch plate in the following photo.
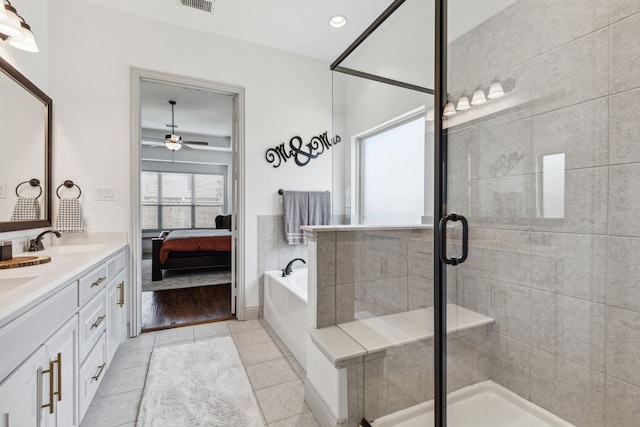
[94,186,117,201]
[0,184,6,199]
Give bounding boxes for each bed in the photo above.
[151,224,232,281]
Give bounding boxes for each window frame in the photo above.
[353,107,428,225]
[141,171,225,231]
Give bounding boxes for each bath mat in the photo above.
[141,258,231,292]
[136,337,263,427]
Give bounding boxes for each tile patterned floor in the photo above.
[81,319,321,427]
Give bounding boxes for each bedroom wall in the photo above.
[45,0,333,315]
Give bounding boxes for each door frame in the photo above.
[433,1,448,426]
[129,68,247,335]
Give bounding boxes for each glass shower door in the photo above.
[440,0,616,426]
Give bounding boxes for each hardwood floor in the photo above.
[141,284,234,331]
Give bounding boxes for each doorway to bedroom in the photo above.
[136,76,241,332]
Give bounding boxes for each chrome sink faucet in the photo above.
[282,258,306,277]
[28,230,61,252]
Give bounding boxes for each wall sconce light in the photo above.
[456,91,471,111]
[432,76,513,121]
[471,85,487,106]
[8,20,38,52]
[487,77,505,99]
[443,97,457,116]
[0,1,39,53]
[0,3,23,38]
[426,108,435,121]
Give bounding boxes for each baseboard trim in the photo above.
[243,306,259,320]
[304,378,347,427]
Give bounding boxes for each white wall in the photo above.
[44,0,332,311]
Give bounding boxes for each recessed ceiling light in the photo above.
[329,15,347,28]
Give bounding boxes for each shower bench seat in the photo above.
[305,304,494,427]
[309,303,494,366]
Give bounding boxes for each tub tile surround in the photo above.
[430,1,640,425]
[81,319,319,427]
[307,227,444,325]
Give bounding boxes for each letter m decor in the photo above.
[265,132,341,168]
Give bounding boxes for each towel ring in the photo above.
[15,179,43,199]
[56,180,82,199]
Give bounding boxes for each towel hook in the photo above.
[15,179,43,199]
[56,180,82,199]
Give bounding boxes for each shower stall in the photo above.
[327,0,639,426]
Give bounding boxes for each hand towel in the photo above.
[11,197,40,221]
[308,191,331,226]
[55,198,85,232]
[282,191,308,244]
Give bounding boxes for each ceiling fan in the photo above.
[148,100,210,151]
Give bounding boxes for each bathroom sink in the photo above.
[0,276,38,295]
[0,255,51,270]
[54,244,106,254]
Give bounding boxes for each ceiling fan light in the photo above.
[8,21,38,52]
[0,5,25,39]
[165,140,182,151]
[0,3,6,20]
[165,133,182,144]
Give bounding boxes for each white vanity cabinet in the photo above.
[0,295,78,427]
[0,346,47,426]
[41,315,78,427]
[0,243,129,427]
[106,250,127,364]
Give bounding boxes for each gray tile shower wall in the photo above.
[257,215,307,317]
[447,2,640,426]
[310,228,439,324]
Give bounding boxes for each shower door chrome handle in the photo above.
[438,213,468,266]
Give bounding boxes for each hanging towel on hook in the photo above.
[56,198,85,231]
[11,197,40,221]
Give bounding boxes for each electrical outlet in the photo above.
[94,186,117,201]
[0,183,6,199]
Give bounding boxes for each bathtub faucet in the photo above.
[282,258,306,277]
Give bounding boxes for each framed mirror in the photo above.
[0,56,52,232]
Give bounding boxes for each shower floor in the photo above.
[371,380,574,427]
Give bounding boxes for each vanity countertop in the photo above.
[0,240,127,329]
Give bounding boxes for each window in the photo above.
[357,114,426,225]
[142,172,224,230]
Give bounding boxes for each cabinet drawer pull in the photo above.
[55,352,62,402]
[90,315,106,329]
[91,276,106,288]
[117,281,125,307]
[92,363,106,381]
[41,360,55,414]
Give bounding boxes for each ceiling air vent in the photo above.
[179,0,214,13]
